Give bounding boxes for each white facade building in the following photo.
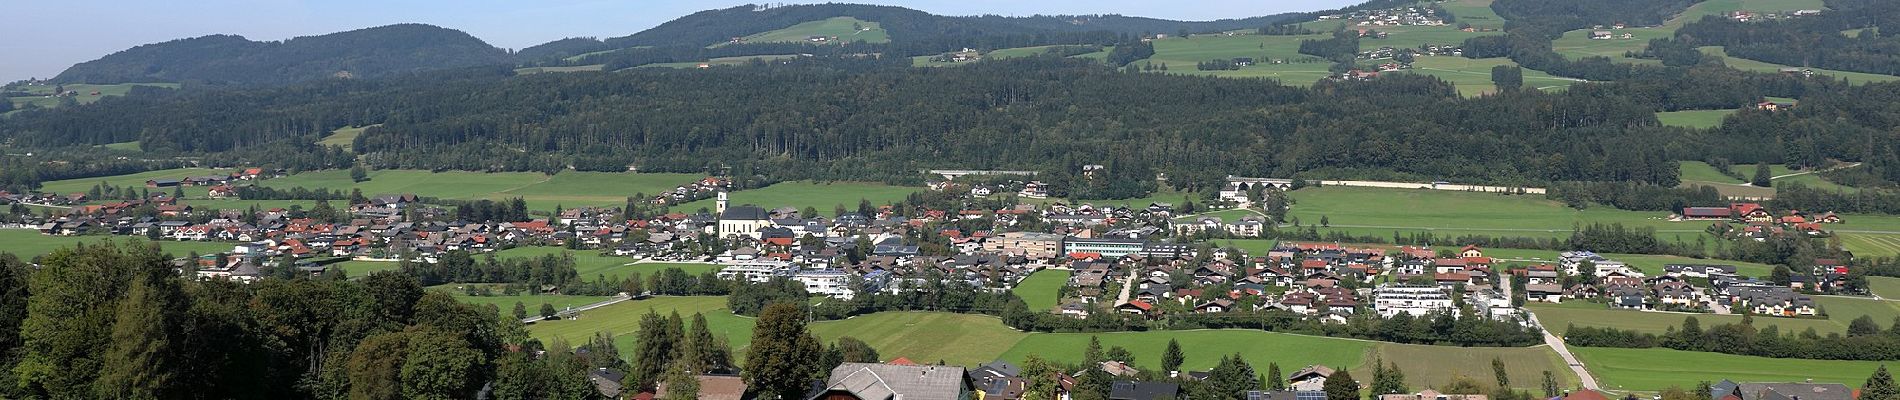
[1373,284,1457,318]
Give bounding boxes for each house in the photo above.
[1730,203,1772,223]
[1458,245,1484,258]
[1109,381,1179,400]
[1525,283,1564,303]
[1562,389,1610,400]
[1288,365,1334,391]
[145,178,181,188]
[1590,31,1613,40]
[1117,300,1157,318]
[1711,380,1853,400]
[811,362,970,400]
[1755,101,1794,112]
[1101,361,1141,377]
[1374,284,1456,317]
[1680,207,1730,220]
[589,369,626,400]
[1194,299,1236,314]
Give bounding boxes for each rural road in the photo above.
[519,293,632,324]
[1116,268,1136,305]
[1528,312,1601,391]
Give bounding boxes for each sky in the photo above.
[0,0,1357,83]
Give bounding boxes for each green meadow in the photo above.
[1482,248,1776,278]
[641,54,804,69]
[38,167,232,197]
[435,283,612,311]
[1655,109,1737,129]
[1284,186,1698,240]
[513,65,606,74]
[318,125,377,148]
[261,169,701,211]
[1014,269,1070,312]
[725,17,887,46]
[1212,239,1280,257]
[334,259,401,276]
[674,181,921,213]
[1399,56,1579,97]
[1530,299,1861,336]
[1870,277,1900,299]
[1699,46,1900,84]
[1843,234,1900,259]
[1574,346,1882,392]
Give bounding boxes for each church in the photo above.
[715,192,771,239]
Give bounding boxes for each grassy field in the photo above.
[38,167,232,197]
[1656,109,1737,129]
[103,141,142,152]
[526,296,754,352]
[812,313,1025,366]
[727,17,888,46]
[1438,0,1506,29]
[1285,186,1697,240]
[1000,329,1370,373]
[334,260,401,276]
[1811,296,1900,327]
[1551,28,1671,64]
[1014,269,1070,312]
[1676,161,1863,197]
[1841,234,1900,259]
[674,181,920,214]
[261,169,700,211]
[1575,346,1883,392]
[1371,342,1574,391]
[318,125,376,148]
[1482,248,1776,278]
[1700,46,1900,84]
[513,65,606,74]
[1177,209,1265,223]
[1399,56,1579,97]
[1212,239,1280,256]
[641,54,804,69]
[1871,277,1900,299]
[1530,301,1844,335]
[1137,33,1336,84]
[6,83,179,109]
[0,230,237,259]
[1678,161,1745,184]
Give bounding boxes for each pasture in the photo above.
[334,260,401,276]
[318,125,375,148]
[1550,28,1670,64]
[1529,301,1844,335]
[38,167,232,198]
[1370,342,1574,391]
[1655,109,1736,129]
[0,230,236,260]
[1574,346,1882,392]
[1870,277,1900,299]
[103,141,142,152]
[1284,186,1698,240]
[513,65,606,74]
[526,295,753,352]
[1843,234,1900,259]
[1677,161,1745,184]
[1014,269,1070,312]
[1482,248,1775,278]
[999,329,1370,374]
[1437,0,1505,29]
[727,17,888,46]
[1212,239,1280,257]
[673,181,921,214]
[1399,56,1578,96]
[261,169,701,211]
[641,54,804,69]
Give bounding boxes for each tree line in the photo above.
[1564,315,1900,361]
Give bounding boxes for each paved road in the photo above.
[1527,312,1601,391]
[1116,268,1136,305]
[519,293,632,324]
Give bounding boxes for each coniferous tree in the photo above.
[1323,368,1360,400]
[1752,163,1772,187]
[1162,339,1185,373]
[1867,365,1898,400]
[628,309,676,390]
[744,302,822,400]
[1493,357,1510,389]
[1267,362,1286,390]
[1544,371,1561,398]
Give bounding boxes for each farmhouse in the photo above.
[1287,365,1334,391]
[1680,207,1730,220]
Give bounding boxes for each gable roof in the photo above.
[815,363,967,400]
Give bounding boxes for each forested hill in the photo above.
[52,24,511,86]
[517,3,1298,61]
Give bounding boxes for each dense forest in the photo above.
[1672,0,1900,76]
[52,24,512,86]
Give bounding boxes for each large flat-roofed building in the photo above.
[1063,237,1146,258]
[988,231,1064,260]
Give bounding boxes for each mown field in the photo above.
[674,181,920,213]
[334,259,401,276]
[1655,109,1737,129]
[1841,233,1900,259]
[0,230,238,260]
[38,167,233,197]
[490,246,720,282]
[261,169,701,211]
[1871,277,1900,299]
[1212,239,1280,257]
[1437,0,1505,29]
[642,54,804,69]
[726,17,887,46]
[1014,269,1069,312]
[1574,346,1883,392]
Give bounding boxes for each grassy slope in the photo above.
[999,329,1370,374]
[0,230,236,259]
[1871,277,1900,299]
[1371,342,1576,391]
[1399,56,1579,97]
[1014,269,1070,312]
[318,125,375,148]
[513,65,606,74]
[38,167,231,197]
[641,54,804,69]
[1438,0,1506,29]
[1843,234,1900,259]
[1678,161,1745,184]
[674,181,921,213]
[1655,110,1737,129]
[435,284,612,311]
[1575,346,1883,392]
[729,17,888,46]
[1700,46,1900,84]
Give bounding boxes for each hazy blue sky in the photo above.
[0,1,1357,83]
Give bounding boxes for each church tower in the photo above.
[716,191,729,215]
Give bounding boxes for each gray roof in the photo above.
[1110,381,1180,400]
[721,205,769,221]
[815,363,967,400]
[1733,382,1853,400]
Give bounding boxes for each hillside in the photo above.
[524,3,1302,61]
[53,24,511,85]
